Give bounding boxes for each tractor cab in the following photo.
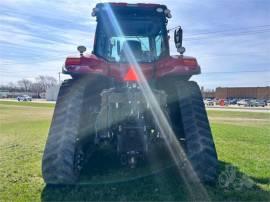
[64,3,200,81]
[92,3,170,63]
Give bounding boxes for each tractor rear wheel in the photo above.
[175,81,218,183]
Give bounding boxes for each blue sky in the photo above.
[0,0,269,88]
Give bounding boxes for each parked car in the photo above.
[237,99,248,106]
[248,99,266,107]
[248,100,257,107]
[17,95,32,101]
[213,98,220,105]
[204,99,214,106]
[257,100,266,107]
[224,99,229,105]
[245,99,266,107]
[228,98,237,105]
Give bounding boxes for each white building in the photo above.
[45,85,60,101]
[0,90,8,98]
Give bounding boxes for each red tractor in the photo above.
[42,3,218,184]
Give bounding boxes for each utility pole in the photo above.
[58,72,61,84]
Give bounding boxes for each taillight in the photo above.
[183,58,198,66]
[124,68,139,81]
[65,58,81,66]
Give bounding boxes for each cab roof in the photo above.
[96,2,167,9]
[92,2,171,20]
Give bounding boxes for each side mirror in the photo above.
[174,27,182,47]
[77,45,87,56]
[174,27,185,55]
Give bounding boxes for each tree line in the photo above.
[0,75,58,97]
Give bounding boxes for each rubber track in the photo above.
[42,79,86,184]
[176,81,218,183]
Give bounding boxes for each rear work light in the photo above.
[124,67,139,81]
[111,3,158,7]
[110,3,128,6]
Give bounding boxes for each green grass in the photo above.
[0,100,55,108]
[207,110,270,120]
[0,102,269,201]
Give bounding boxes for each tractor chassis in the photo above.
[95,83,167,167]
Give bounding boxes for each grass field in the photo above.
[0,100,269,201]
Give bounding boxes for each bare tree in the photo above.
[17,79,32,92]
[34,76,57,92]
[0,82,18,92]
[30,82,43,97]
